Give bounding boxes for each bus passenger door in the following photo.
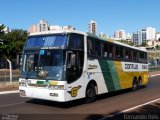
[66,51,84,100]
[66,52,78,82]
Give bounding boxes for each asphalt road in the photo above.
[0,76,160,120]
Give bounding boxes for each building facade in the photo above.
[28,20,49,33]
[99,32,109,38]
[88,20,97,35]
[146,27,156,41]
[132,33,139,45]
[114,30,126,40]
[132,28,147,46]
[156,32,160,40]
[139,28,147,45]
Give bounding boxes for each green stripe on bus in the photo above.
[99,60,115,92]
[107,61,121,90]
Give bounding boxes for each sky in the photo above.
[1,0,160,37]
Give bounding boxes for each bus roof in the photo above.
[28,30,147,52]
[28,30,87,36]
[86,32,147,52]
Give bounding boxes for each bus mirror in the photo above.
[70,54,76,67]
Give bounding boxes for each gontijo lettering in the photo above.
[125,64,138,69]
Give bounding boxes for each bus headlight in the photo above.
[48,85,64,90]
[19,80,27,87]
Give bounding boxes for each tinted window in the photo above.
[125,48,132,60]
[133,51,137,61]
[68,34,84,50]
[140,52,147,62]
[119,46,124,59]
[102,42,108,57]
[115,46,120,59]
[95,41,102,56]
[88,38,96,56]
[108,44,114,58]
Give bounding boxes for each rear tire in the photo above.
[85,84,96,103]
[132,80,139,91]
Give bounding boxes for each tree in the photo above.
[0,24,5,52]
[0,24,5,41]
[155,44,160,50]
[0,24,5,35]
[2,29,28,60]
[119,39,134,46]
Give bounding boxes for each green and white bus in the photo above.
[19,30,149,103]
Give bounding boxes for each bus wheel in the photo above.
[85,84,96,103]
[132,79,139,91]
[138,77,142,89]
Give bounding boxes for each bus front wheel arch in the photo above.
[85,81,97,103]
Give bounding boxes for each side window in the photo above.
[87,38,96,56]
[115,46,120,59]
[108,44,114,58]
[102,42,108,57]
[137,51,140,62]
[133,50,138,61]
[129,49,133,61]
[68,34,84,50]
[87,37,102,57]
[125,48,129,60]
[119,46,124,59]
[125,48,132,61]
[144,52,147,63]
[140,52,147,62]
[95,41,102,56]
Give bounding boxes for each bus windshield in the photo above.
[21,49,66,80]
[25,34,67,48]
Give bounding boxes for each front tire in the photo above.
[85,84,96,103]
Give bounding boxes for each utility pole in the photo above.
[7,59,12,82]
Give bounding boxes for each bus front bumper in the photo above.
[19,87,66,102]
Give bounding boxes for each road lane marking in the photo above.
[0,90,19,95]
[100,97,160,120]
[121,98,160,112]
[150,74,160,77]
[0,102,25,108]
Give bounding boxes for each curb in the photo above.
[0,90,19,95]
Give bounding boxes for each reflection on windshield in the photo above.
[22,50,65,80]
[39,50,64,68]
[24,52,38,71]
